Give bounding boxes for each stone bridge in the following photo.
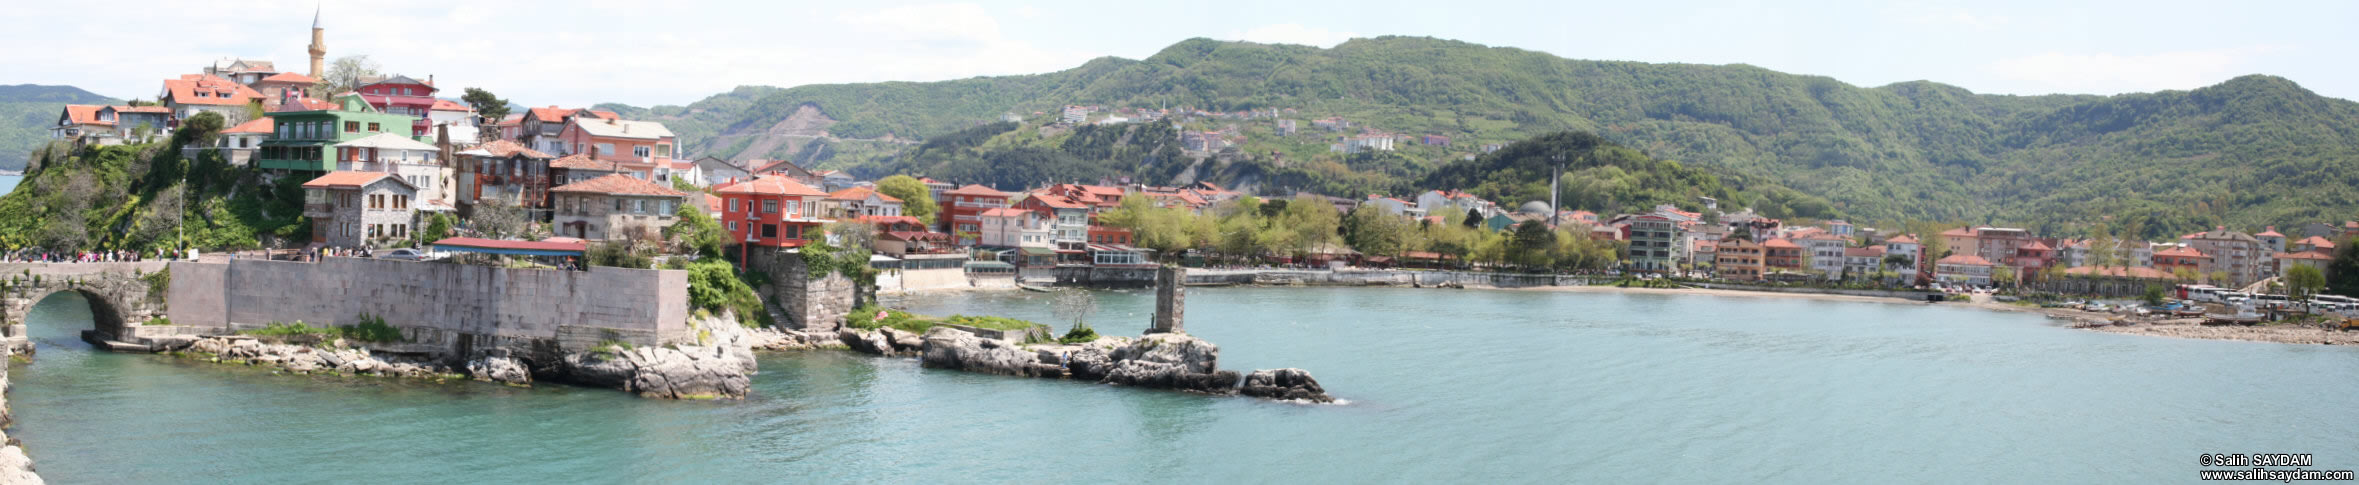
[0,262,209,354]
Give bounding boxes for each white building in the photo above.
[335,133,452,208]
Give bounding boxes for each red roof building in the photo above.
[940,185,1012,245]
[2151,246,2207,275]
[716,175,829,248]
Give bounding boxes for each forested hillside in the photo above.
[0,85,119,170]
[612,37,2359,239]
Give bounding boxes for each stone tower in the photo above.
[307,5,326,79]
[1149,265,1186,334]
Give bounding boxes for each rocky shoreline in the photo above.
[0,349,45,485]
[2077,319,2359,345]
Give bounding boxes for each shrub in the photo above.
[143,316,172,326]
[1058,325,1099,344]
[686,260,770,327]
[345,313,403,343]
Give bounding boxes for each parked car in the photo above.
[379,248,429,261]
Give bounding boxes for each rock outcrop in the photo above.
[465,351,531,386]
[553,345,751,400]
[0,348,45,485]
[920,327,1058,377]
[185,336,454,379]
[1099,333,1237,393]
[1239,368,1333,403]
[837,328,896,356]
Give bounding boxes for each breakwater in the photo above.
[0,347,43,485]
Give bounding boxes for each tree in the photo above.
[461,88,511,126]
[419,213,453,246]
[1462,208,1483,229]
[2142,285,2166,306]
[2322,238,2359,297]
[2284,265,2326,300]
[874,175,937,225]
[664,201,729,258]
[321,55,381,95]
[172,112,225,148]
[1342,207,1412,258]
[470,200,531,240]
[1508,222,1556,269]
[1052,289,1100,343]
[242,100,265,124]
[1992,266,2018,287]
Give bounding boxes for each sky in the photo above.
[6,0,2353,108]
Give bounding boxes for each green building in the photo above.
[256,95,420,172]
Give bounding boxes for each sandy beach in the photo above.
[1510,284,2358,346]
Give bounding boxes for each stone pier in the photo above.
[1149,265,1184,334]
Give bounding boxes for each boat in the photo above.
[1018,284,1054,293]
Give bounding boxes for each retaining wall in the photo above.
[168,257,690,350]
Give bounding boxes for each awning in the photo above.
[964,261,1015,269]
[1019,246,1055,256]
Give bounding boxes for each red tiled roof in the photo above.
[2274,250,2333,261]
[2063,266,2172,279]
[826,186,901,203]
[855,215,922,226]
[162,74,262,106]
[2020,240,2052,251]
[256,72,319,84]
[272,97,340,112]
[2296,236,2336,249]
[2153,246,2206,258]
[1936,254,1992,266]
[881,231,950,242]
[549,154,617,170]
[1885,234,1918,244]
[60,105,110,126]
[430,99,472,112]
[1024,191,1087,209]
[945,184,1010,197]
[1939,227,1976,237]
[526,106,576,123]
[1761,238,1800,249]
[979,208,1031,218]
[223,117,273,134]
[715,175,826,197]
[471,140,552,159]
[111,105,170,114]
[550,173,686,197]
[2255,227,2284,238]
[300,171,405,189]
[1843,246,1886,258]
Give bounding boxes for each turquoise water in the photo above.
[12,287,2358,483]
[0,174,18,194]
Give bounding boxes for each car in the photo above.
[379,248,429,261]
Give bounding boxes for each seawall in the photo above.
[167,257,690,357]
[0,348,44,484]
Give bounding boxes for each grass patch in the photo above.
[143,316,172,326]
[241,313,403,343]
[848,304,1046,335]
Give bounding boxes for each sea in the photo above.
[9,287,2355,483]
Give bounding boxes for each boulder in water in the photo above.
[1240,368,1333,403]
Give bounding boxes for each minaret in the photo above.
[307,5,326,79]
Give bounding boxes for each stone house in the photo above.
[303,171,419,248]
[549,174,688,242]
[453,140,556,214]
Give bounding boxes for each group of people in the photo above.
[4,248,181,263]
[308,246,373,261]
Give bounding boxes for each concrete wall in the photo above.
[169,258,689,348]
[744,247,855,332]
[1179,269,1606,288]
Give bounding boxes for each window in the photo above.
[787,201,800,215]
[731,199,741,212]
[615,198,624,211]
[763,200,777,213]
[395,195,408,209]
[596,143,614,156]
[660,200,674,215]
[367,122,380,132]
[761,224,777,239]
[633,199,645,214]
[633,146,650,158]
[786,225,802,240]
[345,121,359,133]
[728,221,738,231]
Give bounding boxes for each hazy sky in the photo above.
[8,0,2351,108]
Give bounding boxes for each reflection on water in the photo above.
[3,286,2355,483]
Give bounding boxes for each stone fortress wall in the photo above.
[168,257,690,353]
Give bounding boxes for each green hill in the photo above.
[619,37,2359,239]
[0,84,120,171]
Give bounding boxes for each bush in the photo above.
[240,314,402,343]
[1058,325,1099,344]
[686,260,770,327]
[143,316,172,326]
[345,313,403,343]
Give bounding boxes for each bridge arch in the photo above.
[0,262,173,354]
